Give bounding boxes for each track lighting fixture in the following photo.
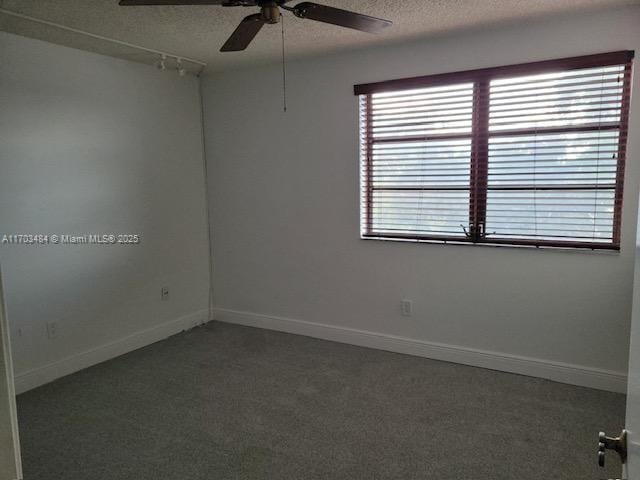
[0,9,207,75]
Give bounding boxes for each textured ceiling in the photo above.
[1,0,638,73]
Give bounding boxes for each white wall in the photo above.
[0,32,210,392]
[203,6,640,392]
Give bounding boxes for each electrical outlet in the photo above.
[161,287,170,301]
[400,299,413,317]
[46,321,58,339]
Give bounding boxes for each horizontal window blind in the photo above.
[361,84,473,240]
[484,66,626,246]
[357,51,634,249]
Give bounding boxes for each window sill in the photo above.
[360,235,621,255]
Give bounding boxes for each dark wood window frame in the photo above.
[355,51,634,250]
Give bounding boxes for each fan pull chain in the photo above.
[281,12,287,112]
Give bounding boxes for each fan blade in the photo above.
[292,2,391,33]
[220,13,265,52]
[119,1,243,5]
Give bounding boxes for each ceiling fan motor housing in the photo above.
[260,3,281,24]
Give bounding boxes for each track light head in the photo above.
[177,58,187,77]
[156,54,167,71]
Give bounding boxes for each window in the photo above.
[356,51,634,250]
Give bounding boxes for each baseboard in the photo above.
[213,308,627,394]
[14,309,210,394]
[16,307,626,395]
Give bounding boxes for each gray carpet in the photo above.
[18,321,625,479]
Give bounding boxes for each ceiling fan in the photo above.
[118,1,393,52]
